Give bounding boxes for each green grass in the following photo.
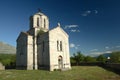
[0,66,120,80]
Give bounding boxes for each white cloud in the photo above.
[70,43,75,48]
[70,29,80,32]
[64,25,80,33]
[64,25,78,29]
[89,52,104,57]
[81,10,91,16]
[89,50,112,57]
[77,45,80,47]
[94,10,98,14]
[81,10,98,16]
[75,47,78,50]
[90,49,98,52]
[116,46,120,48]
[105,51,112,53]
[70,30,76,32]
[105,46,109,49]
[70,43,80,50]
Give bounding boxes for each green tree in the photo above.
[97,55,106,63]
[110,51,120,63]
[70,56,76,64]
[73,52,84,65]
[0,54,16,66]
[84,56,96,63]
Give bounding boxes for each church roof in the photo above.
[49,26,69,38]
[16,32,32,42]
[21,32,30,35]
[35,12,47,17]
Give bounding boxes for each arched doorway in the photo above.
[58,56,63,69]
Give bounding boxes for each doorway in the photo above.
[58,56,63,69]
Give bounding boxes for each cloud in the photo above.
[70,43,75,48]
[116,46,120,48]
[90,49,98,52]
[77,45,80,47]
[105,51,112,53]
[81,10,91,16]
[70,43,80,50]
[64,25,80,33]
[89,52,104,57]
[94,10,98,14]
[75,47,78,50]
[81,10,98,16]
[70,29,80,32]
[105,46,109,49]
[89,50,112,57]
[64,25,78,29]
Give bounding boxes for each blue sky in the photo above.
[0,0,120,56]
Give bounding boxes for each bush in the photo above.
[0,54,16,67]
[110,51,120,63]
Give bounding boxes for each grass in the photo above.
[0,66,120,80]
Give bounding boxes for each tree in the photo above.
[0,54,16,66]
[73,52,84,65]
[110,51,120,63]
[84,56,96,63]
[97,55,106,63]
[70,56,76,64]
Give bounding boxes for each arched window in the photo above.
[57,41,63,51]
[60,41,62,51]
[57,41,59,51]
[44,19,46,28]
[37,17,39,26]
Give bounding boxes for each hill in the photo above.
[0,41,16,54]
[102,53,111,58]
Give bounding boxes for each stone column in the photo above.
[33,29,38,70]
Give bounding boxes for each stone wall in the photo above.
[37,32,50,69]
[16,32,33,70]
[49,27,71,71]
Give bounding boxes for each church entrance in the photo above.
[58,56,63,69]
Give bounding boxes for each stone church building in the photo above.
[16,11,71,71]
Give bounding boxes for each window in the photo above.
[60,41,62,51]
[37,17,39,26]
[57,40,63,51]
[44,19,46,28]
[57,41,59,51]
[43,41,45,52]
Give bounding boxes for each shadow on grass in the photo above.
[100,65,120,75]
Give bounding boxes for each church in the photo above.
[16,11,71,71]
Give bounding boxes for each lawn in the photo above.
[0,66,120,80]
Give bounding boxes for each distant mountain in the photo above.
[0,41,16,54]
[102,53,111,58]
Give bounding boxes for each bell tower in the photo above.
[29,11,49,32]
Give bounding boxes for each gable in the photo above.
[49,26,69,38]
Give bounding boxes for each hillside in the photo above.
[102,53,111,57]
[0,41,16,54]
